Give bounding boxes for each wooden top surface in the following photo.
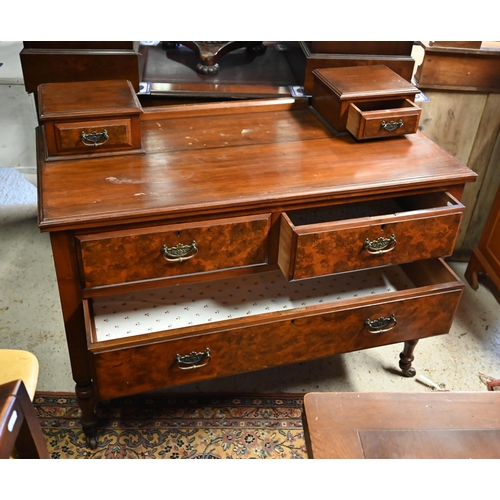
[37,98,476,231]
[312,65,419,100]
[303,391,500,459]
[37,80,143,120]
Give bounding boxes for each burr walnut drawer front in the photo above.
[278,192,464,280]
[77,214,272,289]
[44,117,142,157]
[86,259,463,400]
[346,99,421,140]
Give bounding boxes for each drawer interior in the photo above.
[285,192,460,227]
[351,99,417,113]
[86,256,466,344]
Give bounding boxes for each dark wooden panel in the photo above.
[308,42,414,56]
[23,41,136,50]
[21,47,141,93]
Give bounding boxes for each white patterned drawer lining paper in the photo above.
[92,266,415,342]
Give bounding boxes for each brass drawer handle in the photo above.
[161,240,198,262]
[80,129,109,147]
[381,120,403,132]
[364,314,397,334]
[175,348,211,370]
[363,234,397,254]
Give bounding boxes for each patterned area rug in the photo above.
[34,392,307,459]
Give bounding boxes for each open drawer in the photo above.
[346,99,421,140]
[278,192,464,281]
[85,258,463,400]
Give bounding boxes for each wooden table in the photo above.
[303,391,500,458]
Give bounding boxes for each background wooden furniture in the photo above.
[415,41,500,92]
[413,42,500,259]
[20,42,143,93]
[36,94,475,448]
[465,183,500,292]
[303,391,500,458]
[0,380,49,459]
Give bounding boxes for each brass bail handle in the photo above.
[381,119,404,132]
[364,314,397,334]
[363,234,397,255]
[80,129,109,147]
[175,348,211,370]
[161,240,198,262]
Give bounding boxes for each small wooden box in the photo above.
[38,80,144,160]
[311,65,421,139]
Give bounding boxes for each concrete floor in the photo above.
[2,41,500,396]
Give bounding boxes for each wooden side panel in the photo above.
[418,91,486,162]
[460,95,500,252]
[418,91,500,256]
[277,213,297,280]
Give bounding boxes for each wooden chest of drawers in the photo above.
[37,97,476,448]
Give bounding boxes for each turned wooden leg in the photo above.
[464,250,485,290]
[399,339,419,377]
[75,381,99,450]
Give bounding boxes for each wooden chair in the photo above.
[0,379,49,458]
[0,349,39,400]
[0,349,49,458]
